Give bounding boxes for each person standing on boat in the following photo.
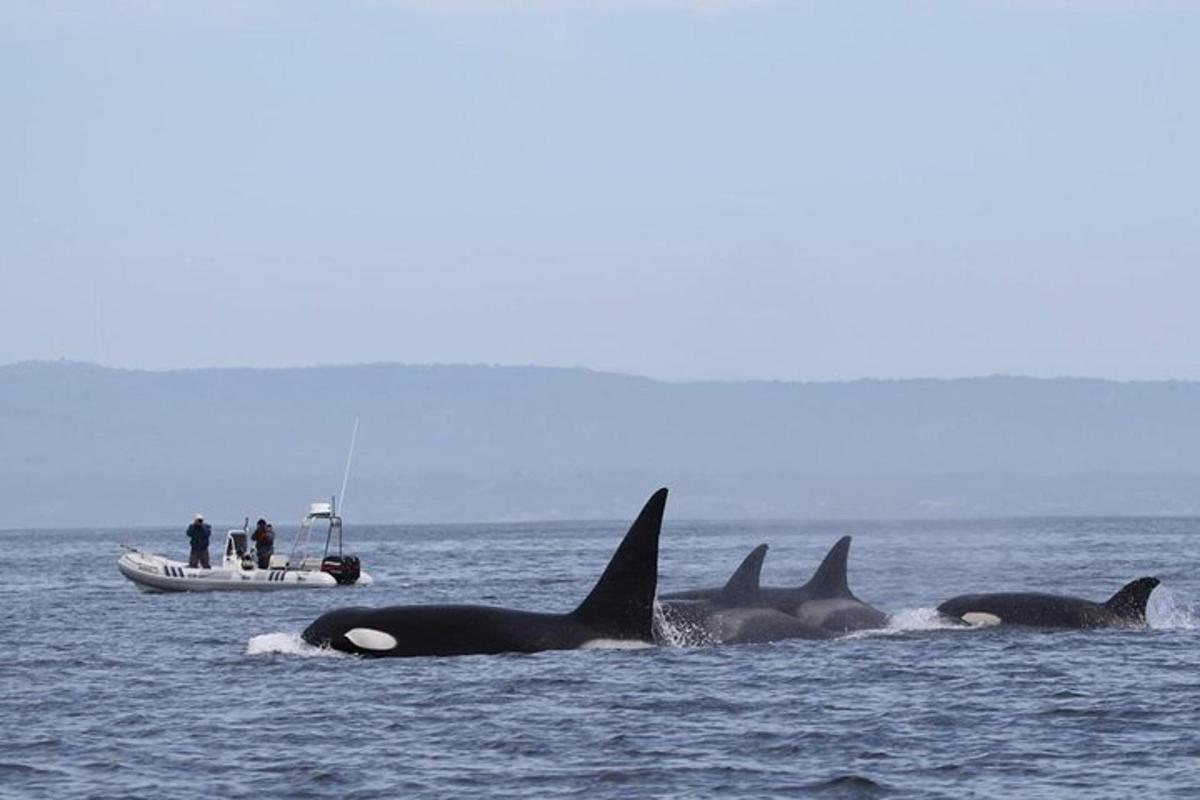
[251,518,275,569]
[186,513,212,569]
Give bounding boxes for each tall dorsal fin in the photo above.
[715,544,768,605]
[801,536,853,599]
[571,488,667,640]
[1103,576,1159,622]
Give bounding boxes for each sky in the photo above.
[3,1,1198,382]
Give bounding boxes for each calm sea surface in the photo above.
[2,517,1198,799]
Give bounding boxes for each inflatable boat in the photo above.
[118,501,373,592]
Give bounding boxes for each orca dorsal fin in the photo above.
[801,536,853,599]
[1103,576,1160,622]
[715,544,768,605]
[571,488,667,640]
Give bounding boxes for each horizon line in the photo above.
[8,508,1200,535]
[4,358,1200,387]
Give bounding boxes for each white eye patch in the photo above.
[961,612,1002,627]
[344,628,398,651]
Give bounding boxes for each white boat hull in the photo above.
[117,550,373,593]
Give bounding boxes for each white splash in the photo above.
[652,602,717,647]
[246,632,347,658]
[579,638,655,650]
[1146,587,1199,630]
[844,607,973,639]
[888,607,972,631]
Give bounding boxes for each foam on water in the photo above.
[246,631,348,658]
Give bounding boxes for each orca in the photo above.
[661,536,889,634]
[302,488,667,658]
[937,577,1160,629]
[655,544,834,645]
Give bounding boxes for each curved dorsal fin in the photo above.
[716,544,768,605]
[800,536,853,599]
[571,488,667,640]
[1103,576,1160,622]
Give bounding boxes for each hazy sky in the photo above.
[4,1,1197,381]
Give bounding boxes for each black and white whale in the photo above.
[937,577,1160,629]
[655,544,834,645]
[302,488,667,658]
[661,536,889,634]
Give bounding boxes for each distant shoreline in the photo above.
[4,361,1199,527]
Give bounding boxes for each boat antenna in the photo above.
[337,417,359,517]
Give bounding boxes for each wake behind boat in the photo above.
[118,501,373,592]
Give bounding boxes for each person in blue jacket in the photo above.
[187,513,212,569]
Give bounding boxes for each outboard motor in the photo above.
[321,555,361,585]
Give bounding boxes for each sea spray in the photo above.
[841,607,977,639]
[1146,586,1199,630]
[246,632,348,658]
[652,601,718,647]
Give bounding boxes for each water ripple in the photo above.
[3,519,1199,799]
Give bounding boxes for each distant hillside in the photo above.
[2,361,1199,527]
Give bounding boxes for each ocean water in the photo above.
[2,516,1198,799]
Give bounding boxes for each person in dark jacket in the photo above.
[187,513,212,568]
[251,518,275,570]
